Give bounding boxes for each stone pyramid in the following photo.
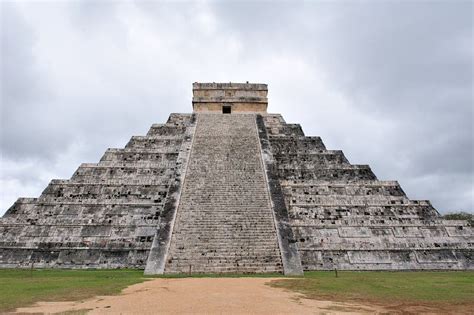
[1,82,472,274]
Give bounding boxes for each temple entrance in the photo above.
[223,106,231,114]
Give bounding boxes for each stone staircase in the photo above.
[165,113,283,273]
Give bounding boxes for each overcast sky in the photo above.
[1,0,472,216]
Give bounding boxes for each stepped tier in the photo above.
[1,115,196,268]
[258,113,473,270]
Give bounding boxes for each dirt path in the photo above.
[15,278,387,314]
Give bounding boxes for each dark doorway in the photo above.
[223,106,231,114]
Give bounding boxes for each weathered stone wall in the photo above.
[192,82,268,113]
[260,113,473,270]
[193,103,268,113]
[144,116,196,274]
[0,113,196,268]
[256,115,303,275]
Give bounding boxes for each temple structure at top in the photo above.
[192,82,268,113]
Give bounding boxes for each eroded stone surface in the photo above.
[260,113,473,270]
[1,114,196,268]
[192,82,268,113]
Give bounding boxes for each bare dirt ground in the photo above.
[15,278,389,314]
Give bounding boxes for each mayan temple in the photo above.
[1,82,472,274]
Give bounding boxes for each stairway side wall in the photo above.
[256,115,303,275]
[144,116,196,274]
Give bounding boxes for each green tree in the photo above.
[442,211,473,226]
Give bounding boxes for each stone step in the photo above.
[168,260,282,266]
[165,266,282,274]
[170,239,280,246]
[168,257,282,264]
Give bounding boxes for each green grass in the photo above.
[270,271,474,306]
[0,269,148,312]
[2,269,473,313]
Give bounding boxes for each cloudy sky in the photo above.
[1,0,472,216]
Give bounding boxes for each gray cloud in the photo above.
[0,1,472,214]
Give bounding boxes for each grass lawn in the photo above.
[270,271,474,312]
[1,269,473,313]
[0,269,148,312]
